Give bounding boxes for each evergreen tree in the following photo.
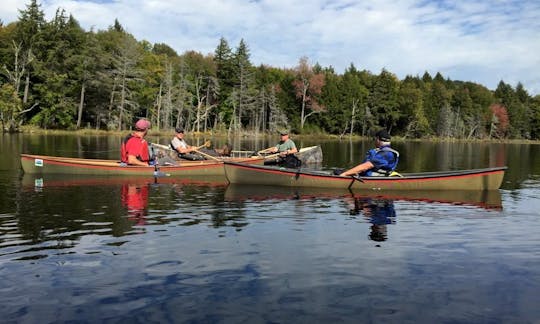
[368,69,400,134]
[213,37,235,123]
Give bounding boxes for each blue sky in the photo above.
[1,0,539,95]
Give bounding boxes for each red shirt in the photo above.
[121,133,150,164]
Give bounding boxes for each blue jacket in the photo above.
[362,145,399,176]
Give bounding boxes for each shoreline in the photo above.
[10,126,540,144]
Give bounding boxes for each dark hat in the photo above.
[375,129,391,141]
[175,127,184,133]
[134,119,151,131]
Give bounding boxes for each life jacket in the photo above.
[363,146,400,176]
[121,134,152,163]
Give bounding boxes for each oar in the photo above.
[189,140,221,161]
[151,142,173,151]
[151,140,210,152]
[263,148,300,161]
[263,151,282,160]
[256,146,275,156]
[194,140,211,151]
[192,148,220,161]
[347,175,364,190]
[152,163,170,177]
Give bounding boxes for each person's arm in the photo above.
[279,141,298,156]
[127,154,150,166]
[339,161,374,176]
[279,146,298,156]
[172,139,193,154]
[270,145,279,153]
[175,146,193,154]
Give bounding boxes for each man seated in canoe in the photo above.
[170,127,231,160]
[120,119,157,166]
[263,130,302,168]
[170,127,206,161]
[340,130,400,177]
[269,129,298,156]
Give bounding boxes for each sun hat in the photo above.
[175,127,184,133]
[134,119,151,131]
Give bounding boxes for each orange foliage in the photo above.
[489,103,509,138]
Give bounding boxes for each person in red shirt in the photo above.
[121,119,152,166]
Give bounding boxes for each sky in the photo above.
[1,0,539,95]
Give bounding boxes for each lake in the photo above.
[1,134,539,323]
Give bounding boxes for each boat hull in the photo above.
[20,154,236,176]
[223,162,507,190]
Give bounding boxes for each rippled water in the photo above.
[1,135,540,323]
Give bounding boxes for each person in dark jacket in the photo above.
[340,129,399,177]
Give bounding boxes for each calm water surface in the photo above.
[1,134,539,323]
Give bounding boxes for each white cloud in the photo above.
[1,0,539,94]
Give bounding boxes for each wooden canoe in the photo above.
[224,184,502,210]
[20,146,323,177]
[223,162,507,190]
[20,153,257,176]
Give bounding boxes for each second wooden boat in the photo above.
[223,162,507,190]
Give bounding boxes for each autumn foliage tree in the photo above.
[489,103,509,138]
[292,57,325,129]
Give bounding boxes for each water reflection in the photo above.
[9,174,504,260]
[121,183,149,225]
[224,184,503,210]
[348,197,396,242]
[7,174,230,259]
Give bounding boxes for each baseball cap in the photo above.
[375,129,391,141]
[134,119,151,131]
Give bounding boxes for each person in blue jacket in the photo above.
[340,129,399,177]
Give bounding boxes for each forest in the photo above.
[1,0,540,139]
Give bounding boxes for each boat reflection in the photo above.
[21,173,228,189]
[224,184,502,210]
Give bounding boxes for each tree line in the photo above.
[1,0,539,139]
